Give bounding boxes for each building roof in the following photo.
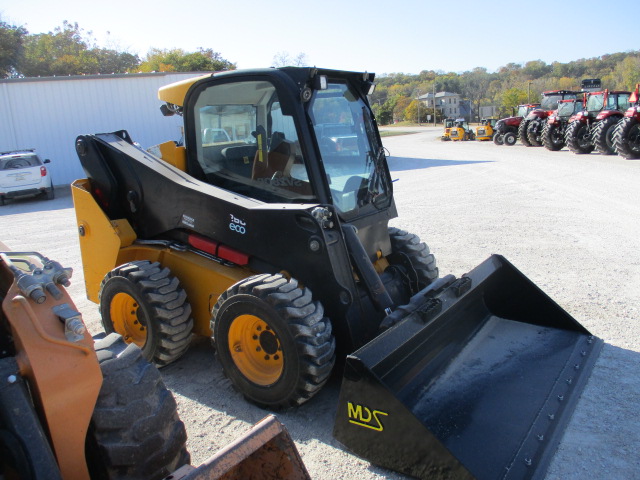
[418,91,460,100]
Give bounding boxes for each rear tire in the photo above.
[565,121,594,154]
[542,122,565,151]
[99,261,193,367]
[503,131,517,146]
[593,116,622,155]
[526,119,543,146]
[518,120,532,146]
[86,333,190,480]
[613,117,640,159]
[212,274,335,409]
[46,186,55,200]
[388,227,438,291]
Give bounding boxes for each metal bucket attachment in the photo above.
[333,255,602,480]
[172,415,310,480]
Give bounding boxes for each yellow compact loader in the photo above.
[475,118,496,141]
[441,118,455,140]
[449,118,476,141]
[71,67,602,479]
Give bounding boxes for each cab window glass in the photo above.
[192,80,314,203]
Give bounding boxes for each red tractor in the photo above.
[493,103,540,146]
[541,96,585,151]
[612,83,640,159]
[520,90,579,147]
[565,89,631,155]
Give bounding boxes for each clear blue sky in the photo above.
[1,0,638,75]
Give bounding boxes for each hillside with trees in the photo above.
[0,19,235,78]
[371,54,640,124]
[2,18,639,125]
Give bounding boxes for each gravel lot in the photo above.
[1,126,638,479]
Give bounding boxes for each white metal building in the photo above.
[0,72,205,186]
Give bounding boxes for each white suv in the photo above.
[0,150,54,205]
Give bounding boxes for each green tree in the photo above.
[392,96,412,122]
[138,47,235,72]
[609,56,640,89]
[21,21,138,76]
[0,19,28,78]
[500,87,529,116]
[404,99,430,124]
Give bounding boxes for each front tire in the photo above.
[86,334,190,480]
[613,117,640,159]
[388,227,438,292]
[503,131,517,146]
[493,134,504,146]
[212,274,335,409]
[99,261,193,367]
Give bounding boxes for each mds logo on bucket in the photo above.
[347,402,388,432]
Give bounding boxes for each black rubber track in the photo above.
[593,116,622,155]
[388,227,438,290]
[542,122,565,151]
[565,120,595,154]
[86,333,190,480]
[613,117,640,159]
[212,274,335,409]
[99,261,193,367]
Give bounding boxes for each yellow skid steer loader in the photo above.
[71,67,602,479]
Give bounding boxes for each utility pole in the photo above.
[528,81,532,103]
[433,82,436,127]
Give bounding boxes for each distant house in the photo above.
[418,91,462,118]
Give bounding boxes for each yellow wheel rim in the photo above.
[110,292,147,347]
[228,314,283,386]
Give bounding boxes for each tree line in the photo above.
[2,18,639,126]
[0,19,235,78]
[371,54,640,125]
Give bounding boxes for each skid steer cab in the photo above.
[72,67,602,479]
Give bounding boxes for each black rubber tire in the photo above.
[46,186,55,200]
[388,227,438,291]
[542,122,565,151]
[493,134,504,145]
[99,261,193,367]
[593,116,622,155]
[613,117,640,159]
[526,119,543,146]
[518,119,532,146]
[565,120,595,154]
[212,274,335,409]
[86,333,190,480]
[503,131,517,146]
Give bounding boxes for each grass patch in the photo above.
[379,130,417,137]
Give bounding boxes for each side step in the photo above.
[334,255,603,480]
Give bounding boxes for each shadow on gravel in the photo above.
[0,185,73,216]
[161,337,405,478]
[387,156,491,172]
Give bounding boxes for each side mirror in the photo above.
[44,159,51,163]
